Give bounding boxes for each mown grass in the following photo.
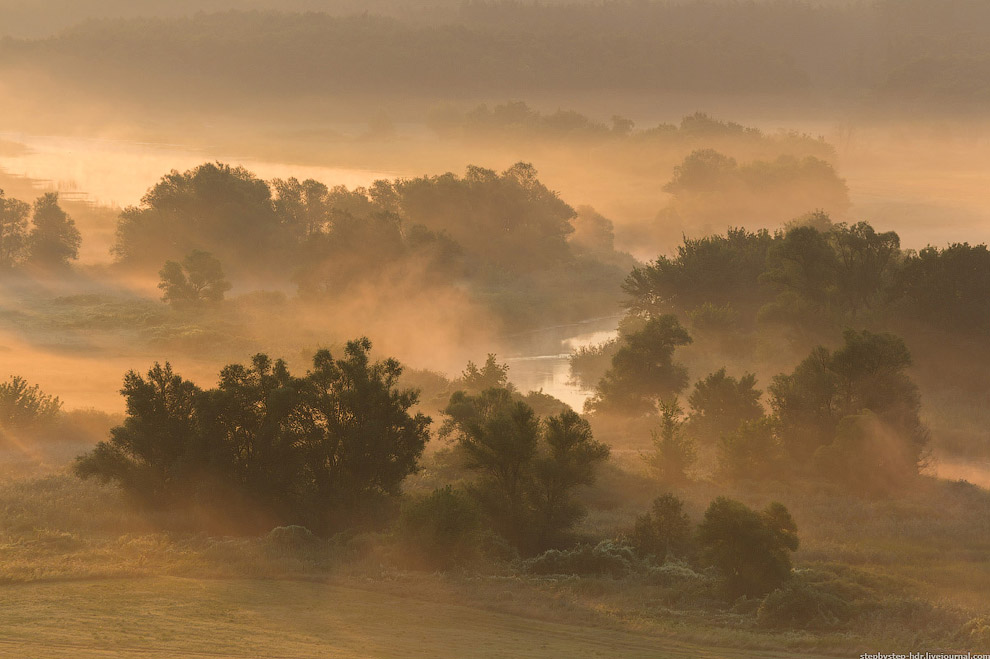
[2,447,989,655]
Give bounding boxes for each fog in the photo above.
[1,2,989,656]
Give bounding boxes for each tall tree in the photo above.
[586,315,692,416]
[26,193,81,269]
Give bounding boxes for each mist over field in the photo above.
[1,2,989,657]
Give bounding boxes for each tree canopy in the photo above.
[75,339,430,534]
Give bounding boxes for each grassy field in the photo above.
[0,577,841,659]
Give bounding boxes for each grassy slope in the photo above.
[0,577,836,659]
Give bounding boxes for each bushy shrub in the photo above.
[757,580,853,630]
[524,540,640,578]
[696,497,799,597]
[396,486,483,570]
[631,493,694,562]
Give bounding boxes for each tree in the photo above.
[643,399,696,484]
[759,225,839,328]
[459,354,512,393]
[829,221,900,316]
[716,417,786,483]
[0,189,29,269]
[696,497,799,597]
[586,315,692,416]
[158,250,232,307]
[897,242,990,334]
[443,388,608,553]
[113,162,280,269]
[769,329,928,476]
[0,376,62,433]
[444,387,540,548]
[531,410,610,548]
[631,493,693,562]
[622,228,774,319]
[397,485,483,570]
[686,369,763,446]
[26,193,81,269]
[74,363,201,505]
[75,339,430,533]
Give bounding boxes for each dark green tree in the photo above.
[459,354,512,393]
[74,363,201,505]
[75,340,430,533]
[26,193,81,269]
[586,315,692,416]
[686,368,763,446]
[443,389,608,553]
[759,225,839,327]
[113,162,280,269]
[696,497,799,597]
[716,417,786,483]
[897,242,990,334]
[530,410,610,548]
[444,387,540,547]
[829,221,900,316]
[158,250,232,307]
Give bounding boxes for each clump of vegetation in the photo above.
[0,190,80,270]
[443,388,609,555]
[158,249,232,307]
[396,485,483,570]
[696,497,799,598]
[524,540,640,578]
[630,493,693,563]
[0,376,62,432]
[585,315,692,416]
[74,338,430,534]
[643,401,696,484]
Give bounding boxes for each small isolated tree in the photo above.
[631,493,693,562]
[0,189,30,269]
[686,368,763,446]
[586,314,692,416]
[26,192,81,269]
[459,354,512,392]
[697,497,799,598]
[0,376,63,433]
[444,389,608,553]
[158,250,232,307]
[644,399,696,484]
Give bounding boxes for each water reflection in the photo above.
[504,316,619,411]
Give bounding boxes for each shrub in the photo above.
[396,486,483,570]
[524,540,640,578]
[757,580,853,630]
[696,497,799,598]
[631,493,694,562]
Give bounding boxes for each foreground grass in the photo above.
[0,577,840,659]
[2,453,989,655]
